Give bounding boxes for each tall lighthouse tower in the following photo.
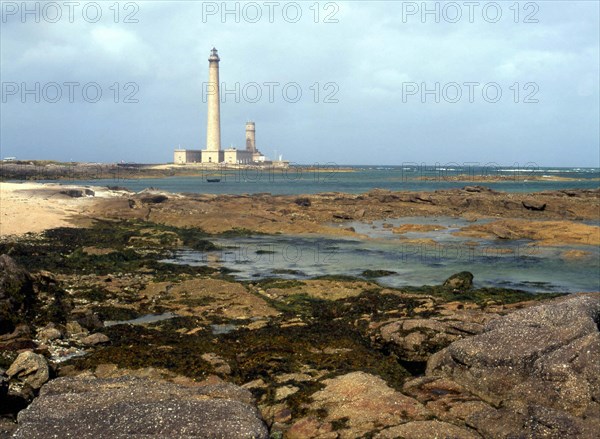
[203,48,223,163]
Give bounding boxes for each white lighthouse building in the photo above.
[174,48,268,166]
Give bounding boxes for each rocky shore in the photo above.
[0,182,598,437]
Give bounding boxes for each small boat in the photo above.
[207,178,221,183]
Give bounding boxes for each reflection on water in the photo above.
[211,324,238,335]
[104,312,178,327]
[163,217,600,293]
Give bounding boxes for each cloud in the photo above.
[0,0,598,166]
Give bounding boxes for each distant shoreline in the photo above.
[2,161,598,182]
[0,161,357,181]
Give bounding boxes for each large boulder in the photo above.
[5,351,49,403]
[6,352,49,392]
[287,372,430,438]
[13,376,269,438]
[443,271,474,291]
[0,255,35,334]
[375,420,481,439]
[427,293,600,438]
[377,310,495,362]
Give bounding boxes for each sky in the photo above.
[1,0,599,166]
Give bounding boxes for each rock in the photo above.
[378,315,490,362]
[378,194,400,203]
[443,271,474,291]
[241,378,267,390]
[13,376,269,438]
[413,194,433,203]
[0,417,18,437]
[140,194,169,204]
[80,333,110,346]
[463,185,494,193]
[60,188,94,197]
[106,186,129,191]
[289,372,429,438]
[392,224,446,233]
[0,255,35,335]
[201,353,232,375]
[1,367,7,396]
[37,326,62,342]
[71,309,104,330]
[274,385,299,401]
[522,199,547,211]
[0,323,30,342]
[272,405,292,424]
[286,417,335,439]
[333,212,353,220]
[561,249,592,260]
[466,404,594,439]
[6,351,49,391]
[427,293,600,438]
[375,420,481,438]
[294,197,311,207]
[489,224,517,239]
[65,321,88,337]
[362,269,396,278]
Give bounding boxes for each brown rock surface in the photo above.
[80,333,110,346]
[13,376,269,438]
[375,420,482,439]
[6,352,49,391]
[377,310,495,362]
[455,219,600,246]
[141,278,279,320]
[0,255,35,335]
[392,224,447,233]
[425,293,600,438]
[85,188,600,237]
[288,372,430,438]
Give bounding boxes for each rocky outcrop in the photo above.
[287,372,431,438]
[424,293,600,438]
[60,188,95,198]
[522,199,547,211]
[294,197,311,207]
[377,311,493,362]
[443,271,474,291]
[0,255,35,334]
[13,375,269,438]
[6,352,49,393]
[376,420,482,439]
[455,219,599,246]
[80,332,110,346]
[3,351,49,405]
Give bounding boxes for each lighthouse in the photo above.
[202,47,223,163]
[245,121,256,152]
[174,48,283,166]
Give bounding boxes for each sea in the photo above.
[44,165,600,195]
[41,165,600,293]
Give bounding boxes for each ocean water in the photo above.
[40,166,599,195]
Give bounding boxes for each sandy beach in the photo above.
[0,182,124,237]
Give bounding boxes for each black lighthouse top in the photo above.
[209,47,220,62]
